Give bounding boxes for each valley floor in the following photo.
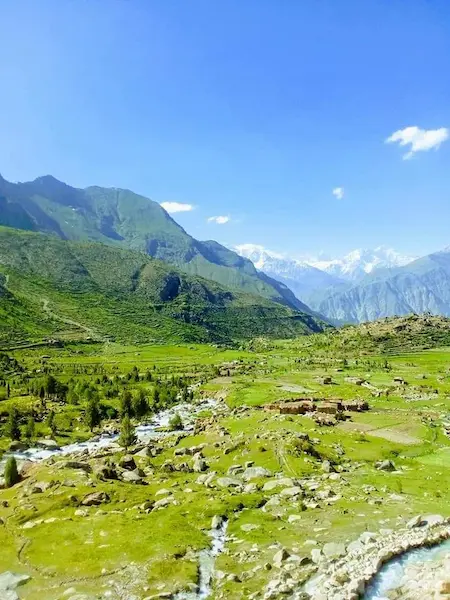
[1,340,450,599]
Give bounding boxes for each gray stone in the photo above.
[121,469,144,484]
[242,466,272,481]
[263,478,294,492]
[81,492,110,506]
[119,454,136,470]
[0,572,30,591]
[192,456,208,473]
[322,542,346,559]
[216,477,242,489]
[63,461,92,473]
[273,548,290,566]
[376,459,396,472]
[212,515,224,529]
[36,439,59,450]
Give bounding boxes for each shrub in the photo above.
[4,456,20,488]
[169,413,183,431]
[118,415,136,450]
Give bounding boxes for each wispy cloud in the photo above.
[332,187,344,200]
[207,215,230,225]
[160,201,195,214]
[386,126,449,159]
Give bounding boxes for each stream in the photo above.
[1,397,227,600]
[1,398,218,467]
[173,520,229,600]
[364,538,450,599]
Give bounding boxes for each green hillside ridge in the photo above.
[0,227,325,346]
[0,174,313,315]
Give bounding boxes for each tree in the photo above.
[66,387,79,405]
[132,389,148,419]
[6,407,21,441]
[169,413,183,431]
[25,416,35,441]
[44,374,57,397]
[4,456,20,488]
[118,415,136,450]
[85,398,102,432]
[47,410,57,437]
[120,390,133,418]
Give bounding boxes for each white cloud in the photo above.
[160,201,194,214]
[332,187,344,200]
[386,126,449,159]
[207,215,230,225]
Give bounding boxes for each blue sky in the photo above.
[1,0,450,258]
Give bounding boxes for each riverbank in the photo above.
[303,515,450,600]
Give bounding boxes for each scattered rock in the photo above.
[81,492,110,506]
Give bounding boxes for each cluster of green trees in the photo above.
[2,368,193,442]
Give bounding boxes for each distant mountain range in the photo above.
[234,243,450,324]
[307,246,416,281]
[3,171,449,330]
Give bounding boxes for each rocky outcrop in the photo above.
[301,516,450,600]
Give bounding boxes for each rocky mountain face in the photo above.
[316,250,450,324]
[0,174,314,316]
[234,244,345,300]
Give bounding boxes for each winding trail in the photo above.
[41,298,100,340]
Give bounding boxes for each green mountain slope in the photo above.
[0,174,313,314]
[316,249,450,324]
[0,227,325,346]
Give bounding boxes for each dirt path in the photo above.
[41,298,100,340]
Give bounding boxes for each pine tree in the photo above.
[6,407,21,441]
[85,398,102,432]
[47,410,57,437]
[25,416,35,441]
[118,415,136,450]
[4,456,20,488]
[132,389,148,419]
[120,390,133,418]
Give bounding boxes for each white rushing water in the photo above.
[364,538,450,600]
[0,397,218,469]
[173,520,229,600]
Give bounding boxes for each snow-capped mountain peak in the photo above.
[308,246,416,280]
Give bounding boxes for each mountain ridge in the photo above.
[0,174,315,316]
[0,227,326,346]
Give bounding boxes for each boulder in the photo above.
[376,459,396,472]
[95,465,118,481]
[279,486,303,498]
[36,439,59,450]
[322,542,346,559]
[263,478,294,492]
[211,515,224,529]
[242,466,272,481]
[63,461,92,473]
[216,477,242,489]
[273,548,290,567]
[81,492,110,506]
[119,455,136,470]
[121,469,145,484]
[0,572,31,591]
[407,515,424,529]
[192,456,208,473]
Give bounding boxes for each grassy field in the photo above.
[1,330,450,599]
